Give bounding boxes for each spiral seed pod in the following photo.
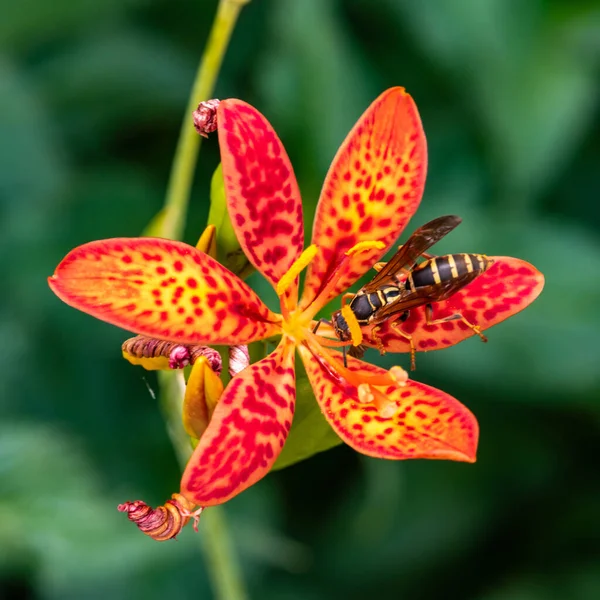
[122,335,222,373]
[229,344,250,377]
[117,493,202,541]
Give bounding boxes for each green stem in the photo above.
[155,2,250,599]
[161,0,250,240]
[158,371,247,600]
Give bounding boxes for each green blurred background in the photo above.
[2,0,599,598]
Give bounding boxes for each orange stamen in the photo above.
[304,331,403,389]
[312,335,352,349]
[302,240,385,320]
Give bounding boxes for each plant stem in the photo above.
[158,371,247,600]
[155,2,250,599]
[161,0,250,240]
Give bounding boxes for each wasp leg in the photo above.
[340,293,355,308]
[372,319,416,371]
[424,304,488,343]
[370,324,387,354]
[312,318,330,335]
[371,311,417,371]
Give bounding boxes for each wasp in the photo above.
[325,215,494,369]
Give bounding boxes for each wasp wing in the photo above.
[368,269,481,323]
[362,215,462,293]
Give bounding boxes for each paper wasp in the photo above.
[322,215,493,369]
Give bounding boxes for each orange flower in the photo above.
[48,88,543,509]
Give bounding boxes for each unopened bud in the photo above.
[193,99,220,137]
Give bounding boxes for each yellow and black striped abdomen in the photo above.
[409,253,491,288]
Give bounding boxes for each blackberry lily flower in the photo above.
[48,88,544,509]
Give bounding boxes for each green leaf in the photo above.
[142,207,169,237]
[272,361,342,470]
[208,163,252,277]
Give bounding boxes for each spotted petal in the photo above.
[181,337,296,505]
[218,99,304,303]
[300,87,427,311]
[298,345,478,462]
[363,257,544,353]
[48,238,281,345]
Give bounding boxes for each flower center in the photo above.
[281,308,312,344]
[276,239,385,349]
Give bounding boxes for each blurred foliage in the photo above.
[1,0,599,598]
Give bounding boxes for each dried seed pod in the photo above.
[229,345,250,376]
[122,335,222,374]
[193,99,220,137]
[117,493,203,541]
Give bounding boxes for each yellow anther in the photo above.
[345,240,385,256]
[379,400,399,419]
[389,365,408,386]
[341,304,363,346]
[276,244,318,297]
[357,383,375,404]
[357,383,398,418]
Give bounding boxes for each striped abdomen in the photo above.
[408,253,492,289]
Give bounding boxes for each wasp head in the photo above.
[331,310,351,342]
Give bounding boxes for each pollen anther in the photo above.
[357,383,375,404]
[345,240,386,256]
[357,382,399,418]
[389,365,408,386]
[276,245,318,297]
[341,304,363,346]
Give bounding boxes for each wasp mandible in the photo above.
[323,215,494,369]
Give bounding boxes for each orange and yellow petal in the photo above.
[180,337,296,506]
[217,99,304,303]
[300,87,427,310]
[48,238,281,346]
[363,257,544,353]
[298,345,478,462]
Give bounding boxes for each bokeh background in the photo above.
[2,0,599,598]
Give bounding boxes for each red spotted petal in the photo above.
[181,337,296,505]
[49,238,281,345]
[298,345,478,462]
[363,257,544,353]
[218,99,304,302]
[300,87,427,310]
